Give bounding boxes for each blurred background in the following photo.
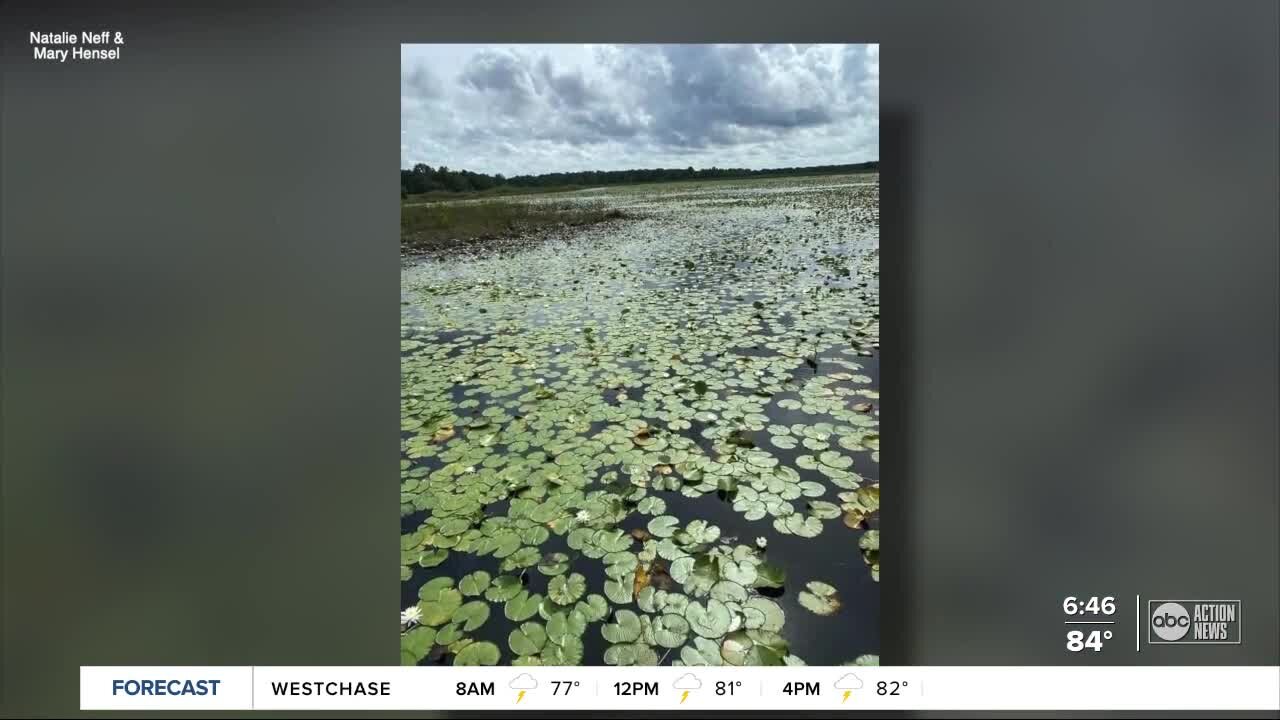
[2,1,1276,716]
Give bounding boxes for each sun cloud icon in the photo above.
[672,673,702,690]
[509,673,538,690]
[834,673,864,690]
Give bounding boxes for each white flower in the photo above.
[576,510,592,522]
[464,466,476,473]
[756,536,768,549]
[535,378,546,384]
[401,605,422,626]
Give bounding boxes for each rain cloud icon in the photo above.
[672,673,702,690]
[508,673,538,690]
[834,673,864,690]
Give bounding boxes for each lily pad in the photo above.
[720,629,754,665]
[434,622,463,645]
[636,496,666,515]
[679,636,726,666]
[418,588,463,626]
[604,642,659,666]
[546,610,587,643]
[798,581,842,616]
[752,561,786,589]
[807,500,842,519]
[686,598,734,638]
[720,557,758,586]
[743,597,786,632]
[798,481,827,498]
[770,434,798,449]
[451,600,490,631]
[678,519,721,545]
[548,572,587,604]
[860,529,880,581]
[485,574,523,602]
[453,640,501,666]
[652,613,691,648]
[537,552,571,576]
[710,580,748,603]
[504,591,543,622]
[401,626,437,664]
[604,578,633,605]
[543,636,585,665]
[417,549,448,567]
[594,529,633,553]
[647,515,679,538]
[458,570,491,597]
[602,609,643,643]
[782,513,823,538]
[418,576,455,600]
[501,546,542,571]
[509,621,548,656]
[575,594,609,622]
[669,556,695,584]
[604,551,639,578]
[819,450,852,469]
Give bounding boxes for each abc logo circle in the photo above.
[1151,602,1190,641]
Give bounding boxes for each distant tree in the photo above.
[400,160,877,196]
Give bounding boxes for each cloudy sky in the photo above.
[401,44,878,176]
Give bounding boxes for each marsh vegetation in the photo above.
[401,199,629,254]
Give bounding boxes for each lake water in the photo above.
[400,174,880,667]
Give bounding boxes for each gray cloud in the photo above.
[402,44,877,175]
[402,64,441,100]
[537,55,593,109]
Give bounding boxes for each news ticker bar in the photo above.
[81,666,1279,711]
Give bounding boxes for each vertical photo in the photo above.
[400,44,880,667]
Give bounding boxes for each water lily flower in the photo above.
[576,510,592,522]
[464,466,476,473]
[401,605,422,627]
[535,378,546,384]
[756,536,768,549]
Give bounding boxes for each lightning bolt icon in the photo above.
[842,690,851,704]
[516,690,526,704]
[680,690,689,704]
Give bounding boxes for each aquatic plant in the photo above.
[401,175,880,666]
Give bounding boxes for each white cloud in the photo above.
[402,44,878,175]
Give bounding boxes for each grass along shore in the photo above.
[401,199,629,254]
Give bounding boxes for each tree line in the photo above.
[401,160,878,195]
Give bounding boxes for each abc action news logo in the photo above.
[1148,600,1242,644]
